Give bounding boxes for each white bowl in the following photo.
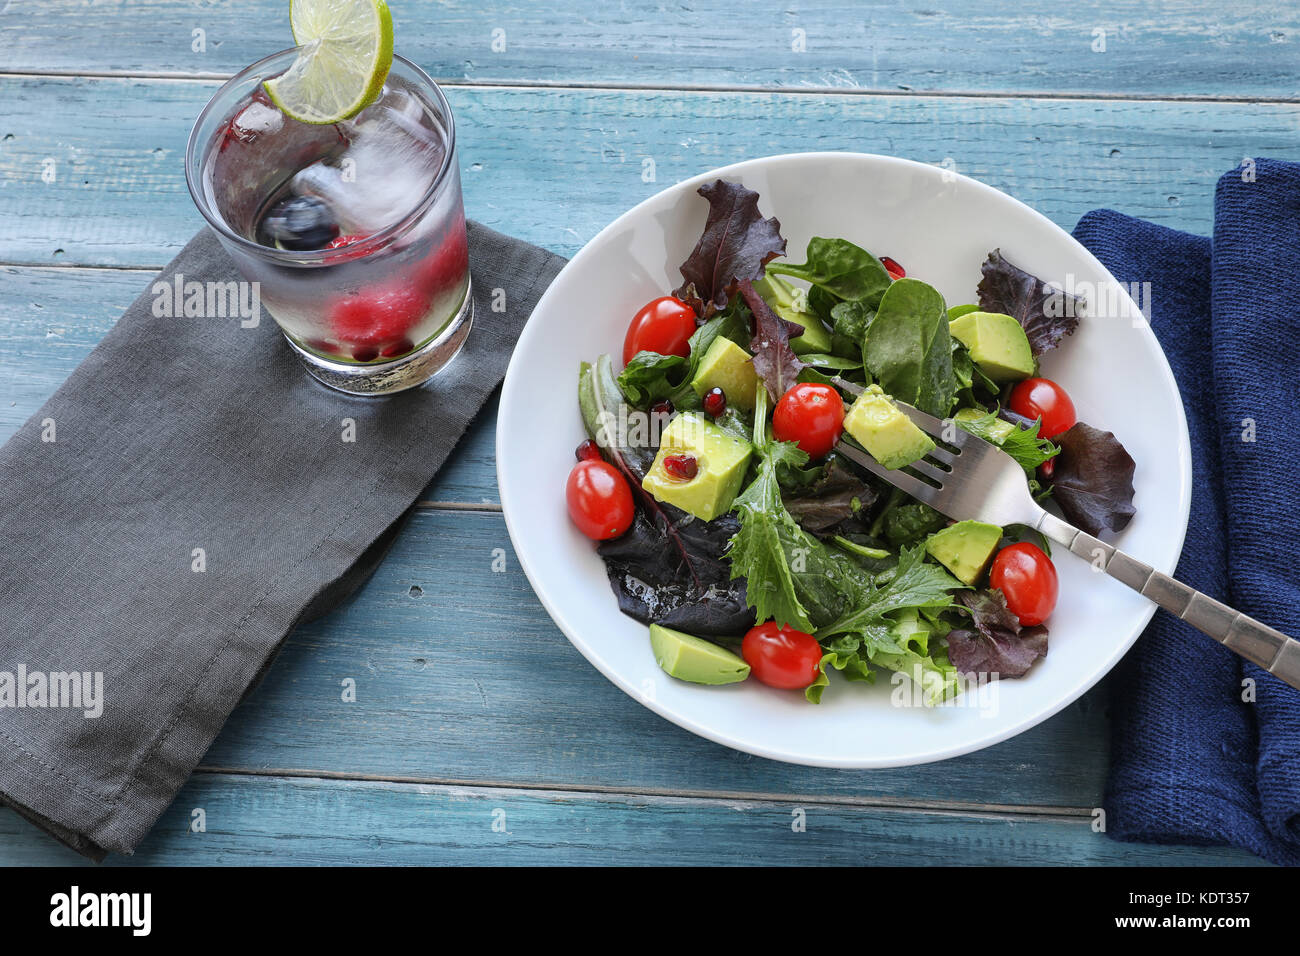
[497,152,1190,768]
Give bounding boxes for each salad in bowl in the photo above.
[564,179,1138,707]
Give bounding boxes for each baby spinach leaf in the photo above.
[767,237,892,305]
[675,180,786,317]
[796,353,863,371]
[738,278,807,402]
[882,501,948,549]
[977,249,1082,357]
[1050,421,1137,537]
[863,277,955,418]
[829,300,876,359]
[615,298,751,409]
[946,589,1048,678]
[617,351,688,407]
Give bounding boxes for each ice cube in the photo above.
[289,83,446,236]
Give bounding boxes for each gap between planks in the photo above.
[0,68,1297,105]
[192,764,1093,822]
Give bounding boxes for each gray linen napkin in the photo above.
[0,223,565,859]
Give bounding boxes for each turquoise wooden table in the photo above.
[0,1,1288,865]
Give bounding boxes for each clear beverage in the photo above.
[186,51,472,395]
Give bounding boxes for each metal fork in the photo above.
[834,398,1300,690]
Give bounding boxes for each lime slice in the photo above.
[264,0,394,125]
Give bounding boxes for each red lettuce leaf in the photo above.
[783,460,878,535]
[675,180,786,318]
[597,506,756,637]
[1050,421,1137,537]
[977,249,1082,357]
[946,589,1048,679]
[738,278,807,401]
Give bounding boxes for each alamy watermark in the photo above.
[1044,273,1151,325]
[152,273,261,328]
[0,666,103,718]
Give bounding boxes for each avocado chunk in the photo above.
[643,412,754,521]
[690,336,761,412]
[842,384,935,469]
[925,520,1003,585]
[649,624,750,685]
[948,311,1035,382]
[753,273,834,355]
[947,303,979,321]
[953,407,1015,443]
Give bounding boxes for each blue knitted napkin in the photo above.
[1073,158,1300,867]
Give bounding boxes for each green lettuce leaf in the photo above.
[954,410,1060,472]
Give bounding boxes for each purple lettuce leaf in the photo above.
[738,278,807,401]
[977,249,1082,357]
[1050,421,1137,537]
[597,507,756,637]
[946,589,1048,679]
[675,180,787,318]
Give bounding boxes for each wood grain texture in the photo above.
[2,76,1297,268]
[0,7,1279,865]
[1,0,1297,98]
[0,772,1268,866]
[202,508,1118,810]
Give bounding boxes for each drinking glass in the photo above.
[185,50,472,395]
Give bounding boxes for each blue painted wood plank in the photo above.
[1,0,1297,98]
[1,77,1296,268]
[0,773,1268,866]
[202,508,1118,810]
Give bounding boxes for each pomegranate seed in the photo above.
[352,346,379,362]
[381,338,415,358]
[650,399,674,419]
[662,453,698,481]
[1039,457,1056,481]
[881,256,906,281]
[575,439,603,462]
[703,387,726,417]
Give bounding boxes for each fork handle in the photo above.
[1035,512,1300,691]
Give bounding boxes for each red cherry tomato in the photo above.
[989,542,1058,627]
[622,296,697,366]
[566,460,634,541]
[772,383,845,459]
[741,622,823,689]
[1008,377,1076,440]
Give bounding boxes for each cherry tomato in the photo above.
[772,383,845,459]
[741,622,823,689]
[566,460,634,541]
[622,296,697,366]
[880,256,906,281]
[1008,377,1076,440]
[989,542,1059,627]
